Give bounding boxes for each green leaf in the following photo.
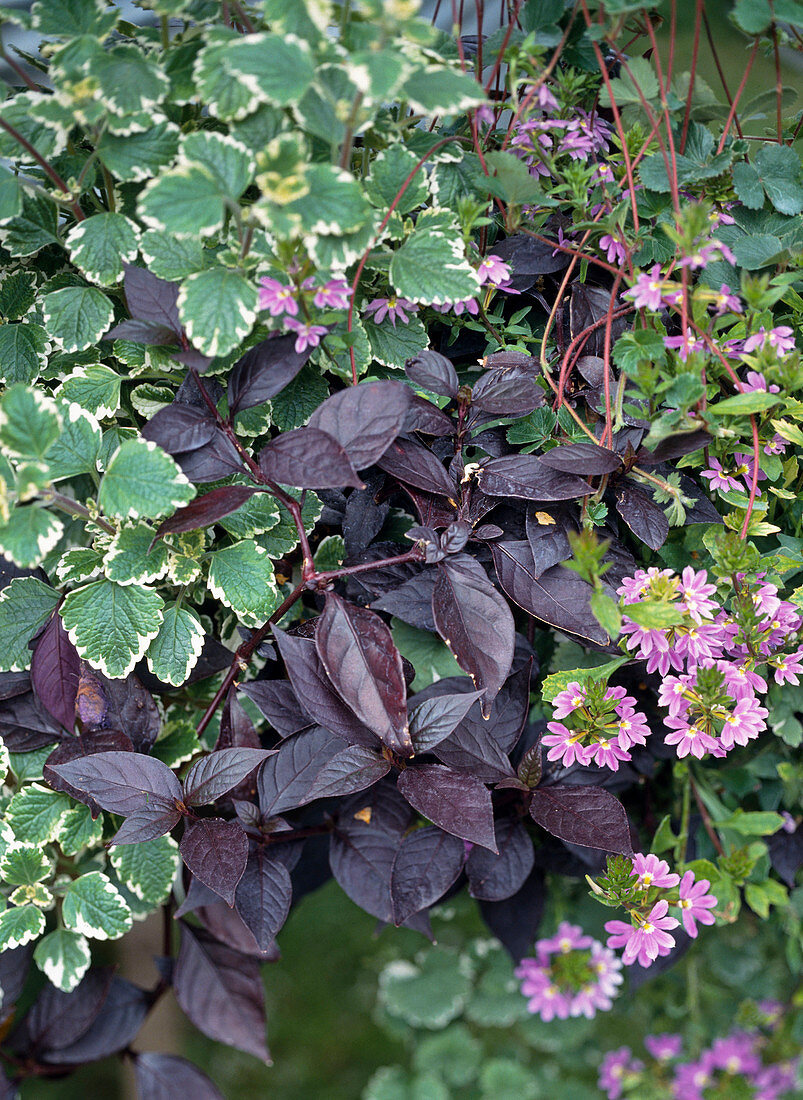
[219,492,280,539]
[465,946,529,1027]
[0,904,44,949]
[180,130,252,198]
[34,929,91,992]
[59,364,121,418]
[284,164,372,236]
[0,323,49,385]
[0,273,36,320]
[207,541,280,627]
[0,194,58,257]
[379,949,473,1029]
[0,384,63,460]
[732,162,765,210]
[94,45,169,116]
[713,810,785,836]
[6,784,71,844]
[0,577,60,672]
[0,841,52,884]
[146,602,205,687]
[255,489,321,557]
[0,506,63,568]
[110,836,179,904]
[390,229,479,305]
[608,57,659,103]
[151,720,201,768]
[103,522,169,585]
[222,32,315,108]
[194,32,259,121]
[753,144,803,215]
[178,267,258,357]
[366,144,429,214]
[622,601,685,629]
[413,1024,481,1087]
[57,804,104,856]
[709,391,781,416]
[364,316,429,369]
[42,286,115,353]
[140,230,205,280]
[66,213,140,286]
[31,0,117,36]
[97,120,180,182]
[479,1060,539,1100]
[8,743,56,783]
[138,164,226,238]
[62,871,133,940]
[0,166,23,225]
[404,66,485,114]
[483,150,554,206]
[731,233,784,270]
[56,546,103,586]
[541,656,630,702]
[99,438,195,521]
[60,580,164,679]
[44,401,102,481]
[270,365,328,431]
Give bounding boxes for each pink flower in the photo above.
[614,708,651,749]
[598,1047,642,1100]
[772,649,803,685]
[363,296,418,327]
[733,452,766,496]
[678,567,718,622]
[284,318,328,353]
[718,695,768,749]
[477,254,513,287]
[701,457,742,494]
[764,433,787,456]
[551,682,587,719]
[664,329,705,362]
[644,1033,683,1061]
[742,370,780,394]
[517,922,622,1023]
[624,264,665,311]
[677,870,717,937]
[712,284,742,314]
[605,900,679,967]
[259,276,299,317]
[742,325,795,355]
[432,298,480,316]
[631,853,680,890]
[586,738,631,770]
[542,722,592,767]
[313,278,350,310]
[538,920,593,955]
[599,233,626,265]
[664,717,721,759]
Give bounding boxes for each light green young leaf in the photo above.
[146,602,205,686]
[366,144,430,214]
[389,230,480,305]
[207,541,280,627]
[178,267,258,357]
[608,57,660,103]
[219,492,280,539]
[110,835,179,904]
[58,364,121,418]
[0,577,60,671]
[222,32,315,108]
[97,120,180,182]
[99,438,195,521]
[44,401,102,481]
[0,384,62,460]
[6,784,72,844]
[42,286,115,353]
[56,546,103,585]
[62,871,133,940]
[57,804,104,856]
[0,323,50,385]
[60,579,164,679]
[0,507,63,568]
[0,904,45,949]
[0,841,52,884]
[104,522,169,584]
[66,213,141,286]
[34,929,91,992]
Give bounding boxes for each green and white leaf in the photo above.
[110,835,179,904]
[6,784,72,844]
[364,316,428,369]
[140,229,206,280]
[9,882,52,909]
[179,130,253,198]
[222,32,315,108]
[8,743,55,783]
[255,489,321,557]
[41,286,115,353]
[62,871,133,940]
[178,267,258,357]
[146,602,205,686]
[286,164,372,235]
[57,804,104,856]
[34,929,91,993]
[0,904,45,949]
[389,229,480,305]
[193,31,258,121]
[404,66,486,114]
[104,521,169,584]
[207,541,280,627]
[0,507,63,568]
[56,546,103,585]
[0,323,50,385]
[138,164,226,238]
[44,401,102,481]
[152,720,201,768]
[0,577,60,671]
[58,364,121,418]
[66,213,140,286]
[60,580,164,679]
[219,492,280,538]
[99,438,195,521]
[94,45,170,116]
[97,120,180,182]
[0,736,8,781]
[366,144,430,214]
[0,841,52,884]
[31,0,117,37]
[0,384,62,460]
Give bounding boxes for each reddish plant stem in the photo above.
[600,272,624,447]
[482,0,523,95]
[770,7,783,142]
[0,115,84,221]
[680,0,704,152]
[556,305,633,409]
[702,12,741,136]
[716,39,759,154]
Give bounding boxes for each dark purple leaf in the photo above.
[636,429,710,465]
[238,680,313,739]
[471,371,544,417]
[195,901,279,960]
[343,474,390,556]
[409,690,483,752]
[23,968,112,1054]
[576,355,605,386]
[768,828,803,887]
[432,718,514,782]
[466,819,534,901]
[316,593,410,756]
[0,687,64,751]
[42,978,148,1065]
[372,569,437,631]
[397,764,497,852]
[175,433,244,482]
[407,525,446,564]
[154,485,256,539]
[180,818,248,905]
[441,520,472,554]
[517,742,542,788]
[135,1053,225,1100]
[141,404,218,453]
[182,748,273,806]
[529,785,633,854]
[301,744,390,803]
[30,612,79,732]
[479,455,593,501]
[257,726,344,816]
[76,666,160,752]
[406,395,454,436]
[106,319,177,345]
[308,380,412,469]
[216,690,260,752]
[258,427,363,489]
[491,543,609,645]
[432,557,515,709]
[478,868,546,962]
[0,944,31,1013]
[234,850,293,951]
[377,436,456,499]
[569,284,626,357]
[123,264,180,332]
[273,628,379,747]
[0,670,31,701]
[43,731,133,812]
[540,442,623,475]
[458,662,533,755]
[405,350,459,397]
[402,484,459,528]
[390,826,465,925]
[525,509,572,573]
[228,335,311,414]
[111,807,182,845]
[172,347,214,372]
[48,751,181,816]
[615,479,669,551]
[491,234,569,288]
[330,811,401,923]
[174,923,270,1064]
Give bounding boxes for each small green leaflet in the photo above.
[97,120,180,182]
[193,32,258,121]
[59,364,122,418]
[178,267,258,357]
[540,657,630,702]
[0,904,45,949]
[0,165,23,224]
[57,804,104,857]
[66,213,141,286]
[0,323,50,385]
[207,541,280,627]
[34,929,91,993]
[6,784,72,844]
[389,229,480,305]
[0,577,60,672]
[219,492,280,539]
[56,546,103,585]
[41,286,115,353]
[99,438,195,521]
[60,579,164,679]
[146,602,205,686]
[0,842,52,884]
[365,144,429,214]
[0,506,63,568]
[404,66,486,115]
[62,871,133,940]
[138,164,227,238]
[104,522,169,584]
[364,316,428,369]
[0,384,62,460]
[0,272,36,319]
[180,130,253,199]
[110,835,179,904]
[44,401,102,481]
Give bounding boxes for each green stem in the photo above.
[45,490,116,536]
[674,764,691,865]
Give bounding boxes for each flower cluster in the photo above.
[543,679,651,771]
[258,274,349,352]
[509,85,612,179]
[515,921,623,1021]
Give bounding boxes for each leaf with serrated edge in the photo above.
[41,287,115,353]
[146,603,205,687]
[207,541,279,628]
[99,438,195,521]
[66,214,140,286]
[33,929,91,993]
[0,576,60,672]
[62,872,133,940]
[0,904,45,949]
[0,507,63,568]
[60,581,164,679]
[178,268,258,358]
[110,836,179,904]
[104,522,169,585]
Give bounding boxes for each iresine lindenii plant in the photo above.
[0,0,800,1093]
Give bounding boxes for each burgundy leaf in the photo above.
[343,473,390,556]
[40,977,148,1065]
[768,829,803,887]
[111,807,182,845]
[228,335,311,414]
[636,429,710,465]
[175,433,244,482]
[141,404,218,453]
[478,868,546,962]
[180,818,248,905]
[406,395,454,436]
[122,263,180,332]
[44,731,133,812]
[273,628,379,747]
[615,479,669,551]
[404,350,459,397]
[238,680,314,739]
[0,943,32,1013]
[135,1053,225,1100]
[0,688,62,751]
[569,284,626,357]
[432,719,514,782]
[301,744,390,803]
[466,818,534,901]
[257,726,344,816]
[307,380,412,469]
[258,427,363,489]
[471,371,543,417]
[402,484,459,528]
[0,669,31,701]
[76,665,160,752]
[377,436,456,499]
[529,785,633,854]
[174,922,270,1063]
[478,455,593,501]
[23,968,113,1055]
[491,233,569,288]
[397,764,497,852]
[106,319,177,345]
[30,611,80,732]
[191,896,279,960]
[216,690,260,752]
[234,850,293,951]
[432,557,515,709]
[408,690,483,752]
[470,660,533,755]
[154,485,256,539]
[329,811,402,924]
[390,826,465,925]
[182,748,273,806]
[540,442,623,475]
[372,569,438,632]
[315,593,410,756]
[49,751,180,817]
[525,509,572,573]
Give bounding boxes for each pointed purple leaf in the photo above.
[478,454,593,501]
[377,436,456,499]
[390,825,465,925]
[257,726,344,816]
[307,380,412,469]
[30,611,80,732]
[111,807,182,845]
[227,335,311,414]
[404,350,459,397]
[47,751,181,816]
[238,679,314,739]
[540,442,623,475]
[466,818,534,901]
[123,264,180,332]
[408,690,483,752]
[258,427,363,489]
[180,818,248,905]
[397,764,497,852]
[141,404,218,453]
[301,744,390,803]
[615,479,669,551]
[182,748,273,806]
[134,1053,225,1100]
[154,485,257,539]
[234,850,293,951]
[40,978,148,1065]
[529,785,633,854]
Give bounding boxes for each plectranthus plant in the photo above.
[0,0,799,1094]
